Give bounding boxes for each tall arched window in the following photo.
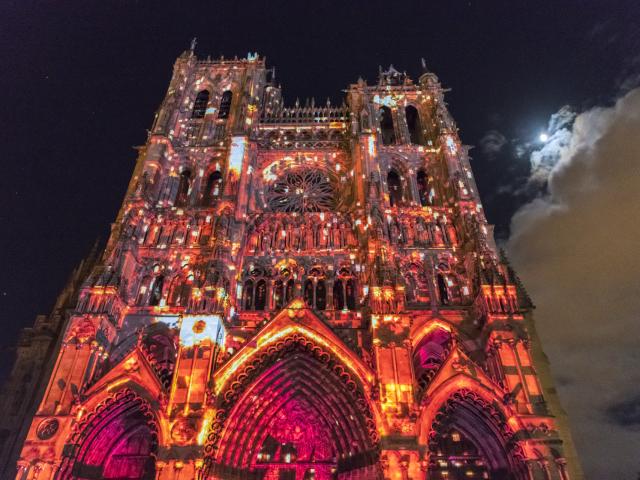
[437,273,449,305]
[315,280,326,310]
[136,276,152,306]
[405,105,425,145]
[274,279,285,309]
[149,275,164,306]
[176,170,191,207]
[202,170,223,205]
[333,271,357,311]
[405,273,417,303]
[285,279,294,304]
[243,280,254,310]
[274,265,295,310]
[416,169,429,206]
[346,278,356,310]
[192,90,210,118]
[218,90,233,119]
[379,106,395,145]
[387,169,403,207]
[169,276,192,307]
[304,270,326,311]
[255,279,267,310]
[304,279,314,308]
[333,279,344,310]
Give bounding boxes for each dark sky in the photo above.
[1,1,639,477]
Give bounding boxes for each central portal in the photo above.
[209,338,380,480]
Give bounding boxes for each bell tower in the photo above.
[4,49,581,480]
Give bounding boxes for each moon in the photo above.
[539,133,549,142]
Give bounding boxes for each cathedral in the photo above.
[0,45,582,479]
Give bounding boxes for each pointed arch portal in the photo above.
[205,336,380,480]
[59,389,158,479]
[427,391,526,480]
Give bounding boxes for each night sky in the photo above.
[1,1,639,477]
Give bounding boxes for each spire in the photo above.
[190,37,197,53]
[418,58,439,86]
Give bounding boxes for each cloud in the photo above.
[506,88,640,479]
[479,129,507,157]
[527,106,576,189]
[607,395,640,429]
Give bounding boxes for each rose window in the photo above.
[267,168,335,212]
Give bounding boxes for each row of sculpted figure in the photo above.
[246,214,359,254]
[382,214,458,248]
[121,209,235,250]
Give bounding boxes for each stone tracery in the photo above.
[267,168,336,213]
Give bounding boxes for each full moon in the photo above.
[539,133,549,142]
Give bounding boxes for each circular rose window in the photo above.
[267,168,335,213]
[36,418,59,440]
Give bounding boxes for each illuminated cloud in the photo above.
[527,106,576,189]
[507,88,640,478]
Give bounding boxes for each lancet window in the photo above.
[202,170,223,205]
[387,169,403,207]
[168,273,193,307]
[437,272,450,305]
[333,267,357,311]
[218,90,233,119]
[175,170,191,207]
[273,266,295,309]
[304,267,326,310]
[192,90,210,119]
[417,168,430,207]
[243,268,268,311]
[405,105,425,145]
[379,106,395,145]
[148,274,164,307]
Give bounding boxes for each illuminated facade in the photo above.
[6,46,582,479]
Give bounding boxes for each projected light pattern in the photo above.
[10,56,578,480]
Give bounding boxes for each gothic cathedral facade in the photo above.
[4,48,582,479]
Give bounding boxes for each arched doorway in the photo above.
[59,389,158,479]
[427,391,526,480]
[205,336,380,480]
